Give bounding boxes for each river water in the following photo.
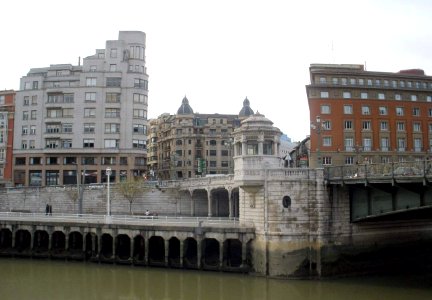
[1,259,431,300]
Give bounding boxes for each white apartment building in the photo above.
[13,31,148,186]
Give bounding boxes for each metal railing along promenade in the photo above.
[0,212,249,228]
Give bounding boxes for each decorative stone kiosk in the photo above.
[233,112,325,278]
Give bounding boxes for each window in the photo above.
[84,108,96,117]
[362,106,370,115]
[23,111,29,120]
[30,125,36,135]
[341,78,347,85]
[378,93,385,100]
[31,95,37,105]
[62,123,72,133]
[83,139,94,148]
[398,138,406,151]
[381,137,389,151]
[413,107,420,116]
[367,79,372,86]
[400,81,405,88]
[379,106,388,115]
[345,156,354,165]
[413,122,421,132]
[320,91,329,98]
[209,140,217,146]
[22,125,28,135]
[343,105,352,114]
[102,157,116,165]
[45,139,59,149]
[85,92,96,102]
[363,138,372,151]
[90,65,97,72]
[209,150,217,156]
[105,123,120,133]
[362,121,371,130]
[133,109,146,119]
[133,124,146,134]
[319,77,326,84]
[46,124,60,133]
[344,120,353,130]
[106,77,121,87]
[323,137,332,146]
[86,77,96,86]
[332,77,338,84]
[397,122,405,131]
[350,78,356,85]
[104,139,119,148]
[134,78,148,89]
[360,92,368,99]
[109,64,117,72]
[322,120,331,130]
[63,108,73,117]
[407,81,412,88]
[411,95,417,101]
[344,138,353,151]
[395,94,402,100]
[105,108,120,118]
[47,108,62,118]
[392,80,397,88]
[84,123,95,133]
[106,93,120,103]
[23,96,29,106]
[321,105,330,114]
[427,96,432,102]
[375,79,381,86]
[343,91,351,99]
[130,46,145,60]
[358,79,364,85]
[396,107,404,116]
[63,94,73,103]
[21,140,28,149]
[110,48,117,58]
[322,157,332,165]
[380,121,388,131]
[414,138,422,152]
[384,80,389,87]
[132,139,146,149]
[133,93,147,104]
[62,139,72,148]
[429,109,432,117]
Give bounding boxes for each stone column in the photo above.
[197,239,202,269]
[48,231,52,250]
[258,135,264,155]
[82,233,86,253]
[164,239,169,266]
[30,229,34,251]
[179,239,184,268]
[98,234,102,259]
[144,237,149,265]
[65,233,69,252]
[130,236,134,261]
[11,229,16,248]
[241,140,247,156]
[241,238,247,268]
[228,188,233,218]
[219,240,224,269]
[112,236,116,260]
[207,190,212,217]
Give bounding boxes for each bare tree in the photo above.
[67,188,79,213]
[118,178,142,214]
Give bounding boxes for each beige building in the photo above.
[148,97,254,180]
[13,31,148,186]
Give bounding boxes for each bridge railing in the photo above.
[325,159,432,181]
[0,212,251,228]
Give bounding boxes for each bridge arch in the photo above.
[115,234,131,262]
[51,231,66,258]
[168,237,180,267]
[202,238,220,268]
[100,233,113,261]
[0,228,12,253]
[15,229,31,255]
[33,230,49,256]
[183,237,198,269]
[148,236,165,265]
[133,234,145,263]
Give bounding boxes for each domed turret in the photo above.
[177,96,194,115]
[239,97,254,118]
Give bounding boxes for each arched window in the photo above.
[263,141,273,155]
[282,196,291,208]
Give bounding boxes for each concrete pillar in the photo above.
[98,235,102,259]
[241,141,247,156]
[241,240,247,267]
[82,233,86,252]
[179,239,184,268]
[130,236,134,261]
[65,233,69,251]
[219,240,224,269]
[207,191,212,217]
[30,230,34,251]
[11,229,16,248]
[164,239,169,266]
[48,232,52,250]
[228,189,233,218]
[197,239,202,269]
[144,238,149,265]
[190,190,195,216]
[112,236,116,259]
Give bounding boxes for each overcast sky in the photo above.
[1,0,432,141]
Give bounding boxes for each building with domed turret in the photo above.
[147,97,255,180]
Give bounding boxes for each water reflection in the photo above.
[0,259,431,300]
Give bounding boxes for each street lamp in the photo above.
[311,115,324,167]
[106,167,112,221]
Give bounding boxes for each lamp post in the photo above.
[311,115,324,167]
[106,167,112,221]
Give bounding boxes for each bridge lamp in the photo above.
[106,167,112,217]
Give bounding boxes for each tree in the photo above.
[118,178,142,214]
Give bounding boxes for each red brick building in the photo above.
[0,90,15,186]
[306,64,432,168]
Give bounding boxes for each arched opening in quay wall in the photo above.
[0,225,252,273]
[0,228,12,254]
